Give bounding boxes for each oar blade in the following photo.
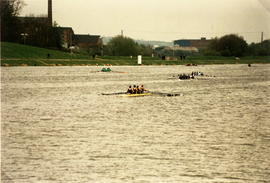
[150,91,182,97]
[101,92,127,95]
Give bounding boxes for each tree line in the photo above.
[203,34,270,57]
[103,35,153,56]
[155,35,269,58]
[105,34,270,57]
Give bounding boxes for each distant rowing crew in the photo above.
[127,85,147,94]
[178,71,205,80]
[101,85,181,97]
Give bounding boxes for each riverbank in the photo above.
[2,57,269,67]
[1,42,269,66]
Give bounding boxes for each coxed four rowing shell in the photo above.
[101,92,182,97]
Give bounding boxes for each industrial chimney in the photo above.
[48,0,52,26]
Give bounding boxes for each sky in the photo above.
[21,0,270,43]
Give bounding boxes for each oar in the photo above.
[149,91,182,97]
[101,92,127,95]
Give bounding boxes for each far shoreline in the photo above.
[1,58,269,67]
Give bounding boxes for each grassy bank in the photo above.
[1,42,90,59]
[1,42,269,66]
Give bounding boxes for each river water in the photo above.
[1,64,270,183]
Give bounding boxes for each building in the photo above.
[73,35,102,48]
[18,0,52,42]
[59,27,74,48]
[18,16,50,45]
[174,37,211,50]
[73,34,103,54]
[18,0,103,52]
[18,16,49,30]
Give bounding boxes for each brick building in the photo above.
[18,0,103,52]
[59,27,74,48]
[73,34,103,54]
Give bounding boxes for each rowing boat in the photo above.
[119,92,182,97]
[101,91,182,97]
[118,93,153,97]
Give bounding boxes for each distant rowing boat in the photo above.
[101,91,182,97]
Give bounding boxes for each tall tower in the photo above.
[48,0,52,26]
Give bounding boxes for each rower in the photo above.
[136,85,141,94]
[127,86,132,94]
[139,85,145,93]
[132,85,137,94]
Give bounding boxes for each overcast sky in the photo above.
[21,0,270,43]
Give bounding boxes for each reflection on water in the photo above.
[1,65,270,183]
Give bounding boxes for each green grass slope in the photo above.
[1,42,90,59]
[1,42,269,66]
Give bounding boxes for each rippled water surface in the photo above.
[1,64,270,183]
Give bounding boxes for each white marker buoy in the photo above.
[138,55,142,65]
